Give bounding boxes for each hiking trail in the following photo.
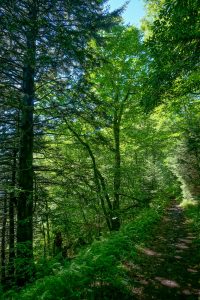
[125,202,200,299]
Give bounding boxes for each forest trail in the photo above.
[126,201,200,299]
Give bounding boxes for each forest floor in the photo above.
[125,201,200,299]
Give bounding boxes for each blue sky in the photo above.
[107,0,145,27]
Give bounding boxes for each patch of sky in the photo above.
[107,0,145,27]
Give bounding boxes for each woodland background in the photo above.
[0,0,199,298]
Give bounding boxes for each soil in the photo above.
[126,202,200,299]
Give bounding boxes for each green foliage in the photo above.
[180,201,200,275]
[142,0,200,109]
[183,201,200,243]
[34,257,66,279]
[4,198,169,299]
[1,0,199,294]
[0,285,3,298]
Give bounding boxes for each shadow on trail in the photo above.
[125,203,200,299]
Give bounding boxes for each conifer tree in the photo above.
[0,0,120,285]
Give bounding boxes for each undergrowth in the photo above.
[182,199,200,245]
[2,198,170,300]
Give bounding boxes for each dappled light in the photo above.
[178,238,192,244]
[182,289,192,295]
[174,255,182,260]
[155,277,180,288]
[0,0,199,298]
[139,247,162,257]
[187,268,198,274]
[175,243,189,250]
[126,203,200,299]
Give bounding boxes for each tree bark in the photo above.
[111,93,129,230]
[16,2,38,286]
[8,148,17,285]
[1,195,7,285]
[112,109,121,230]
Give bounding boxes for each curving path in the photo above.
[125,202,200,299]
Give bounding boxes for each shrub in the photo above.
[5,198,169,299]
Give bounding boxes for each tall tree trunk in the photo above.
[1,195,7,285]
[8,149,17,285]
[16,2,37,286]
[41,223,47,259]
[112,110,121,230]
[111,93,129,230]
[45,199,51,256]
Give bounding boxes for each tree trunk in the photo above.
[8,196,15,284]
[45,199,51,256]
[112,111,121,230]
[16,2,37,286]
[1,195,7,285]
[8,149,17,285]
[65,122,113,231]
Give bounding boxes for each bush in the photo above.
[5,198,169,299]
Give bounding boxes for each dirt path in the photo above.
[126,202,200,299]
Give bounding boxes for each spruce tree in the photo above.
[0,0,120,285]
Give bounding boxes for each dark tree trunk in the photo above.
[41,223,47,259]
[16,2,37,286]
[8,197,15,283]
[1,195,7,285]
[8,149,17,285]
[53,232,63,257]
